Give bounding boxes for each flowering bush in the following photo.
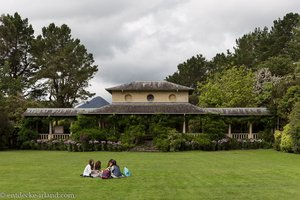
[215,138,269,150]
[153,132,271,152]
[36,139,66,150]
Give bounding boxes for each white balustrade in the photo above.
[38,134,70,140]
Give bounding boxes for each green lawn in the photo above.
[0,150,300,200]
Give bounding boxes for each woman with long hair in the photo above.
[82,159,94,177]
[91,160,102,177]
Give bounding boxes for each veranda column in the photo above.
[227,124,232,138]
[183,114,186,133]
[48,121,53,140]
[70,121,73,136]
[248,122,253,139]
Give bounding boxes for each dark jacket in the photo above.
[110,165,123,178]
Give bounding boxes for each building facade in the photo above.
[23,81,272,140]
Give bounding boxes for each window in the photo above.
[147,94,154,102]
[169,94,176,102]
[125,94,132,102]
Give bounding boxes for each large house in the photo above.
[23,81,271,140]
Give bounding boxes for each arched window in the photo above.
[169,94,177,102]
[125,94,132,102]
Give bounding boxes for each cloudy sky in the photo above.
[1,0,299,102]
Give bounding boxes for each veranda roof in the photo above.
[23,108,93,117]
[204,107,270,116]
[23,104,270,117]
[88,103,207,114]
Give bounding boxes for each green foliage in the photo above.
[32,23,98,107]
[269,13,300,58]
[198,66,256,107]
[257,55,294,77]
[233,13,299,68]
[72,128,107,142]
[166,54,211,88]
[273,130,282,151]
[201,116,227,140]
[154,138,170,152]
[234,27,269,68]
[209,52,234,74]
[70,115,98,134]
[70,115,109,145]
[149,122,172,138]
[278,85,300,118]
[0,108,13,150]
[253,68,279,107]
[121,125,146,147]
[17,128,39,146]
[187,134,213,151]
[289,101,300,153]
[0,12,35,96]
[188,118,202,133]
[287,20,300,61]
[280,124,293,152]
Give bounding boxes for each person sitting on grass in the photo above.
[107,159,124,178]
[82,159,94,177]
[91,160,102,178]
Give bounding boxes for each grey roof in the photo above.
[24,105,270,117]
[88,103,207,115]
[106,81,194,94]
[77,96,109,108]
[203,107,271,116]
[23,108,93,117]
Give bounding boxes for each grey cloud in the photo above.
[0,0,299,102]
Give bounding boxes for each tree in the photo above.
[209,52,234,74]
[233,27,270,68]
[277,85,300,119]
[198,66,256,107]
[287,20,300,61]
[253,68,280,107]
[257,55,295,77]
[0,12,35,96]
[33,23,98,107]
[272,65,300,122]
[269,13,300,57]
[233,13,300,69]
[166,54,210,88]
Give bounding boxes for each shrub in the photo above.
[280,124,293,152]
[168,130,184,152]
[188,119,202,133]
[149,123,172,138]
[215,138,267,150]
[258,129,274,142]
[201,116,227,140]
[154,138,170,152]
[183,134,215,151]
[196,136,213,150]
[121,125,146,147]
[21,140,38,150]
[17,128,39,146]
[289,101,300,153]
[274,130,282,151]
[70,115,98,131]
[0,109,13,150]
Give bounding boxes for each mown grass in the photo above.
[0,150,300,200]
